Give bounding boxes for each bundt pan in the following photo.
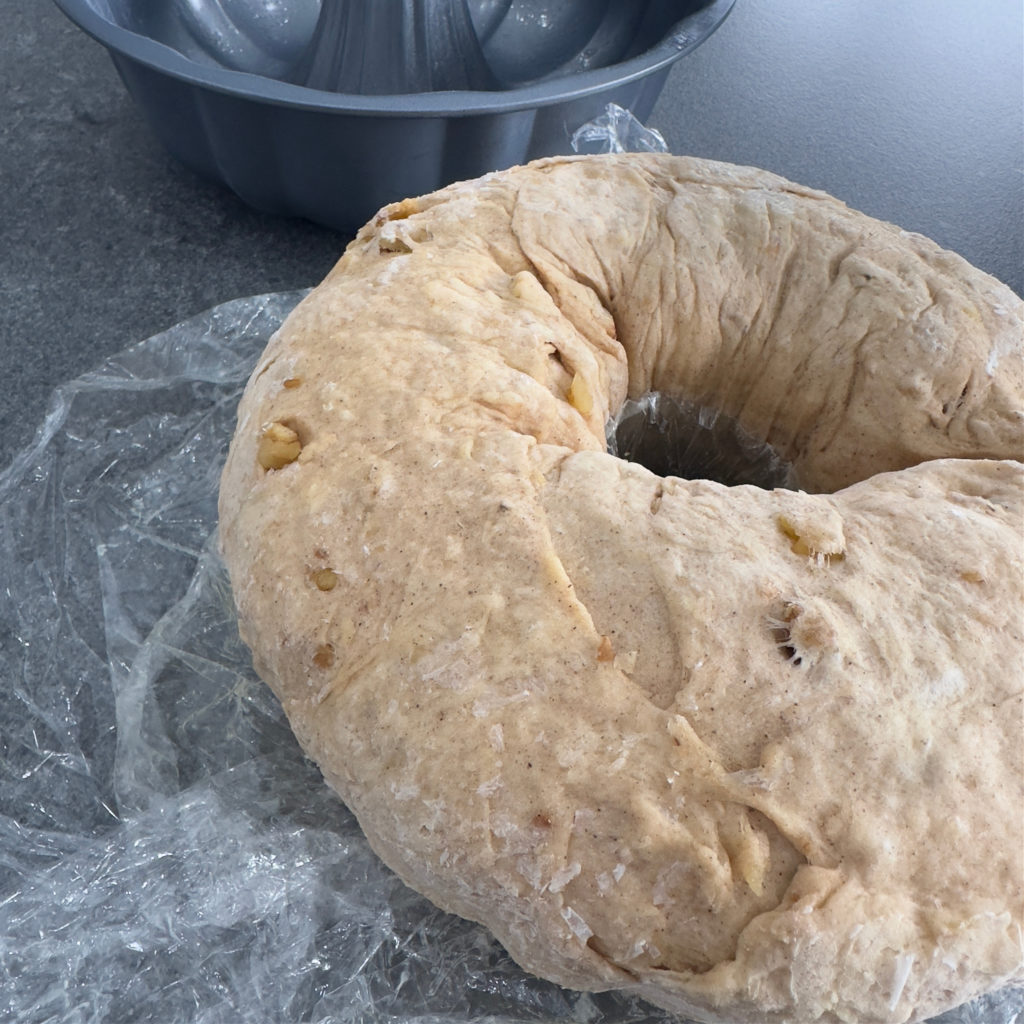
[53,0,735,232]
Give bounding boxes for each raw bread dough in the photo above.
[218,155,1024,1023]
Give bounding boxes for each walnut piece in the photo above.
[312,568,338,592]
[568,372,593,416]
[257,422,301,470]
[313,643,335,669]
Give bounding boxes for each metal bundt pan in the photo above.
[53,0,736,231]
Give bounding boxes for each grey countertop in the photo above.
[2,0,1022,473]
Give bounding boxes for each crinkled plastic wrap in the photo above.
[571,103,669,155]
[1,310,1020,1019]
[607,395,799,492]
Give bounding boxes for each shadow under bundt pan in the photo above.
[53,0,735,232]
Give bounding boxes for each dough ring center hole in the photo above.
[606,393,798,490]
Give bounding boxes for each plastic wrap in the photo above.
[571,103,668,155]
[607,395,798,491]
[1,304,1020,1021]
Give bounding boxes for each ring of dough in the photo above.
[219,154,1024,1024]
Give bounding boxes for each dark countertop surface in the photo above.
[3,0,1022,473]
